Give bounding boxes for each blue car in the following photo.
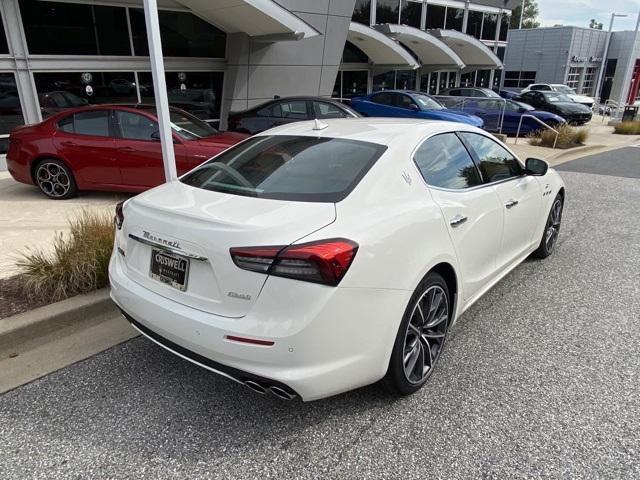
[494,88,522,100]
[462,99,566,135]
[350,90,484,128]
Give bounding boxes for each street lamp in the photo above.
[594,13,628,105]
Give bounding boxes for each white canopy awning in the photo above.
[428,29,503,72]
[174,0,320,41]
[347,22,419,69]
[374,24,465,72]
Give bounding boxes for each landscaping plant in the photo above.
[16,209,115,303]
[528,124,588,149]
[613,121,640,135]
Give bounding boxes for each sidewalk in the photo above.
[506,117,640,166]
[0,172,128,279]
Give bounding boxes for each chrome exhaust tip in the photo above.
[269,385,296,400]
[244,380,267,394]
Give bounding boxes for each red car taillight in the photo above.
[230,239,358,286]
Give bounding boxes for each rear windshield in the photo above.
[181,135,387,202]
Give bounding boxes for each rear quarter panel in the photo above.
[299,132,460,295]
[6,123,57,185]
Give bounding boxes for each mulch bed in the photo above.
[0,276,50,320]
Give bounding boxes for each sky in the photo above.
[536,0,640,31]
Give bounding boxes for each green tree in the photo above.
[589,19,604,30]
[510,0,541,29]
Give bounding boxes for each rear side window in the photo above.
[181,135,387,202]
[57,110,111,137]
[414,133,481,190]
[313,102,347,119]
[280,101,308,119]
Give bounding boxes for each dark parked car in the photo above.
[227,97,359,134]
[462,99,566,135]
[7,104,247,199]
[439,87,501,98]
[350,90,484,128]
[515,91,592,125]
[494,87,522,100]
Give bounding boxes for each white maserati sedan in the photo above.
[109,118,565,401]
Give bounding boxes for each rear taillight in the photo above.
[230,239,358,286]
[115,201,124,230]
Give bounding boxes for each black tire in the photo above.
[384,271,450,396]
[33,158,78,200]
[532,194,563,259]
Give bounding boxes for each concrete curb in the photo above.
[0,288,116,353]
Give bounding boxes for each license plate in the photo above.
[149,249,190,291]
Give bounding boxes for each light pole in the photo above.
[594,13,628,104]
[518,0,525,29]
[617,10,640,107]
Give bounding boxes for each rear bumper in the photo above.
[109,251,412,401]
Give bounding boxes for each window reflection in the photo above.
[352,0,371,25]
[34,72,137,118]
[0,74,24,154]
[466,11,483,39]
[376,0,400,24]
[425,5,446,29]
[0,11,8,54]
[400,0,422,28]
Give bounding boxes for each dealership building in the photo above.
[0,0,518,153]
[503,26,640,104]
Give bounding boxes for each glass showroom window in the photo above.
[419,73,438,94]
[334,71,369,100]
[352,0,372,25]
[425,4,446,30]
[482,13,498,41]
[376,0,400,24]
[34,72,138,118]
[499,14,510,42]
[130,9,226,58]
[0,74,24,154]
[566,67,582,90]
[137,72,224,123]
[19,0,130,55]
[0,10,8,54]
[396,70,416,90]
[373,71,396,91]
[581,67,596,94]
[466,11,483,39]
[342,41,369,63]
[446,7,464,31]
[475,70,491,88]
[400,0,422,28]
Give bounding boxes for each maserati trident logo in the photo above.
[143,230,181,249]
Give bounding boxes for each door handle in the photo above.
[450,214,468,227]
[118,146,136,152]
[505,199,519,209]
[60,141,76,147]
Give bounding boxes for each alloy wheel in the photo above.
[545,198,563,253]
[36,162,71,198]
[402,285,449,384]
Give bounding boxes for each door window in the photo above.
[116,111,158,141]
[59,110,111,136]
[460,132,523,183]
[414,133,482,190]
[393,93,416,109]
[313,102,347,119]
[279,101,308,119]
[371,92,393,105]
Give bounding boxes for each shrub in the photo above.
[528,124,588,149]
[16,209,115,303]
[613,121,640,135]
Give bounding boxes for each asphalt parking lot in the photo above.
[1,147,639,479]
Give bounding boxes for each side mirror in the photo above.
[408,104,419,111]
[525,157,548,176]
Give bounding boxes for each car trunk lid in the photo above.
[120,181,335,318]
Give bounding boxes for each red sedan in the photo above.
[6,104,248,199]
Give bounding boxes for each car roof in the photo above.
[255,117,483,146]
